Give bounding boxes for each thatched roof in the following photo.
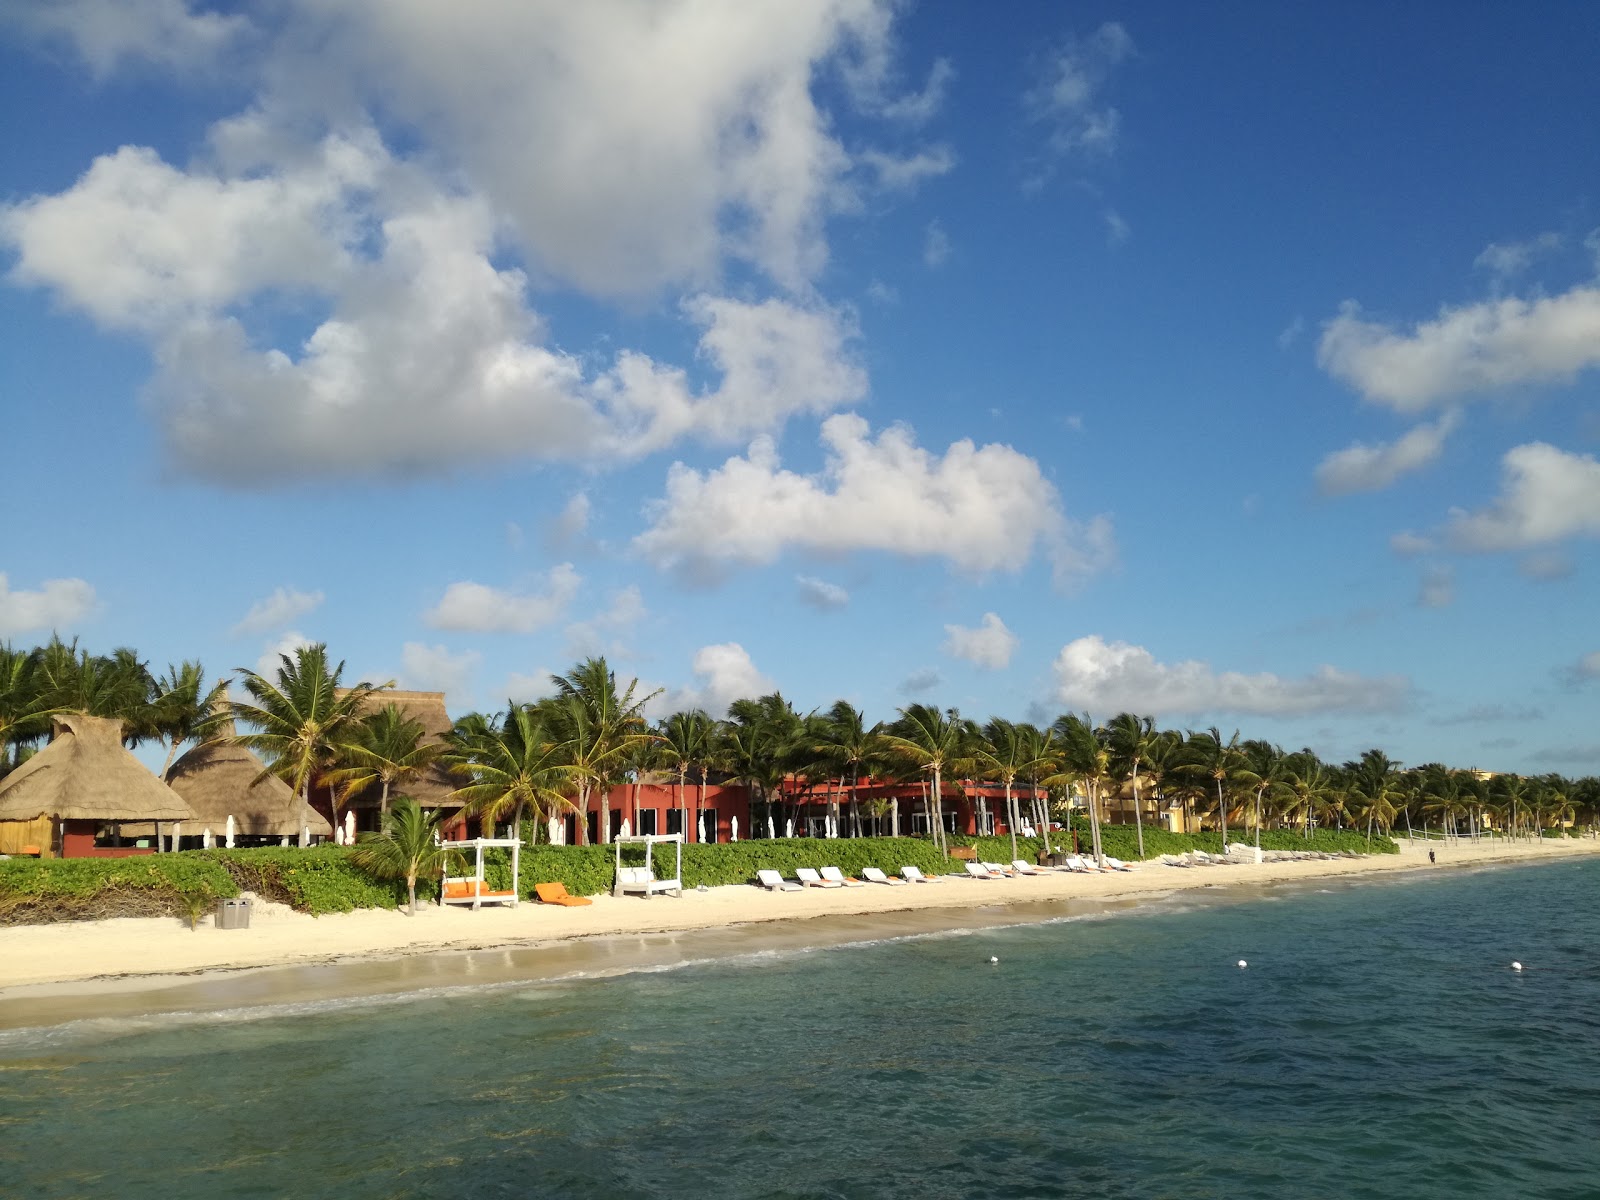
[128,739,333,838]
[338,688,463,809]
[0,713,197,823]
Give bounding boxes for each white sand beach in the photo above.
[2,837,1595,1025]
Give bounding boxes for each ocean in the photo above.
[2,858,1596,1198]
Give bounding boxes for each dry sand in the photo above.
[2,837,1594,1030]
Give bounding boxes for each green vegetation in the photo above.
[347,799,466,914]
[0,854,238,924]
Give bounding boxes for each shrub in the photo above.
[0,855,238,925]
[201,846,407,915]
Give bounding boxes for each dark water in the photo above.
[2,860,1597,1199]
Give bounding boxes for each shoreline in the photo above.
[2,837,1595,1032]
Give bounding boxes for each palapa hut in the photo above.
[124,724,334,849]
[0,713,196,858]
[335,689,465,833]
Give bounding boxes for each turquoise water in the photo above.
[2,860,1597,1198]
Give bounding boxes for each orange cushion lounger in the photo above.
[534,882,593,907]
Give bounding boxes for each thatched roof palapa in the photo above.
[0,713,197,824]
[128,735,333,839]
[339,688,463,809]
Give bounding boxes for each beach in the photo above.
[3,836,1594,1025]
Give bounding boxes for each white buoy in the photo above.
[1237,959,1248,969]
[1512,961,1524,971]
[989,956,999,964]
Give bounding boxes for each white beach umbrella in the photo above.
[730,816,738,842]
[785,819,794,839]
[345,809,355,845]
[766,815,775,839]
[621,817,632,838]
[170,821,181,852]
[202,827,213,850]
[697,812,706,843]
[225,815,235,849]
[548,816,560,845]
[300,825,310,848]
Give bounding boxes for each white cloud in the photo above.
[1318,287,1600,411]
[942,612,1018,670]
[1474,232,1561,279]
[634,413,1112,583]
[252,630,314,679]
[1519,551,1572,581]
[1389,531,1435,557]
[399,642,480,708]
[660,643,776,719]
[923,220,951,267]
[503,668,558,706]
[1104,208,1130,245]
[1314,410,1459,495]
[5,0,251,76]
[0,574,97,638]
[1278,316,1306,350]
[231,586,324,637]
[899,667,942,694]
[859,146,956,192]
[1418,566,1454,609]
[546,494,591,546]
[425,564,581,634]
[1566,650,1600,682]
[1027,22,1135,162]
[1446,442,1600,551]
[876,57,955,124]
[564,585,647,658]
[796,575,850,610]
[1050,635,1411,717]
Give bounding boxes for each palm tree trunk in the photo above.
[1132,764,1145,859]
[1006,780,1018,863]
[406,873,418,915]
[1216,780,1228,849]
[381,778,390,819]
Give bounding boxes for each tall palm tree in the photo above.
[1284,752,1337,838]
[1050,713,1113,865]
[449,705,576,841]
[548,657,659,843]
[149,661,231,779]
[330,702,453,823]
[658,709,714,842]
[0,644,53,772]
[1345,749,1405,842]
[349,797,466,915]
[974,717,1054,864]
[882,704,974,856]
[1179,727,1244,849]
[1104,712,1156,859]
[231,644,391,836]
[1016,722,1056,853]
[811,701,886,840]
[1240,740,1293,854]
[717,694,801,837]
[37,636,155,738]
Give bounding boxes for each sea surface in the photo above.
[2,859,1597,1199]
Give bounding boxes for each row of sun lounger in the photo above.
[755,856,1140,890]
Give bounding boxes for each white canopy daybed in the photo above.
[612,833,683,898]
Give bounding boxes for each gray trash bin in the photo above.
[216,898,252,930]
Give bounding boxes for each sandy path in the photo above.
[2,838,1594,1003]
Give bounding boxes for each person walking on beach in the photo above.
[1428,849,1436,864]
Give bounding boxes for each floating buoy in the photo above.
[1237,959,1248,969]
[989,956,999,965]
[1511,961,1523,972]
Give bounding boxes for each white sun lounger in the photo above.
[981,861,1019,876]
[900,865,944,883]
[1063,855,1099,872]
[820,866,865,887]
[1010,859,1046,875]
[1104,857,1137,872]
[964,861,1002,879]
[757,869,802,892]
[795,867,842,888]
[861,866,908,885]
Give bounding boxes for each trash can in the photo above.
[216,898,252,930]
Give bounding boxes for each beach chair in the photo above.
[533,881,594,907]
[795,867,842,888]
[1104,857,1136,872]
[981,861,1018,876]
[1062,855,1097,872]
[861,866,908,885]
[964,861,1001,879]
[757,869,803,892]
[1010,859,1045,875]
[820,866,865,887]
[900,865,944,883]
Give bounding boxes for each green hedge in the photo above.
[0,854,238,924]
[199,846,407,914]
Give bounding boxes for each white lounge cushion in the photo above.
[900,866,943,883]
[964,862,997,879]
[795,867,841,888]
[820,867,864,887]
[757,869,802,892]
[861,866,908,885]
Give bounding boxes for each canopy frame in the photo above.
[612,833,683,898]
[441,836,521,910]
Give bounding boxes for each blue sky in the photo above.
[2,1,1598,774]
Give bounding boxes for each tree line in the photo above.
[3,637,1595,862]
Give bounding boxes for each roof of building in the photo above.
[338,688,462,809]
[127,738,334,838]
[0,713,197,824]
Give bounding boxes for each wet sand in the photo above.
[2,836,1594,1032]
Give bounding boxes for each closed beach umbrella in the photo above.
[697,812,705,843]
[345,809,355,845]
[766,814,775,839]
[202,827,213,849]
[225,814,235,848]
[785,819,794,839]
[621,818,631,838]
[170,821,181,852]
[548,816,560,845]
[300,824,310,847]
[731,815,738,842]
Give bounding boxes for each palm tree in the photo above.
[973,717,1056,864]
[1240,740,1293,855]
[1284,753,1337,838]
[1179,727,1245,849]
[330,702,453,825]
[811,701,886,840]
[1104,712,1156,859]
[37,636,155,737]
[658,709,714,842]
[548,657,659,843]
[149,661,231,779]
[717,694,801,837]
[1016,722,1056,854]
[1345,749,1405,842]
[449,705,576,841]
[882,704,974,856]
[0,644,54,772]
[231,644,391,837]
[1050,713,1113,865]
[349,797,466,915]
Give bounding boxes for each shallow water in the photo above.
[2,860,1596,1198]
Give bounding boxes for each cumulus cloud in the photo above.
[1445,443,1600,551]
[1561,650,1600,685]
[1519,551,1573,581]
[942,613,1019,670]
[875,57,955,124]
[1474,232,1561,279]
[251,629,314,679]
[634,413,1112,583]
[425,564,581,634]
[659,643,776,719]
[4,0,251,76]
[1050,635,1411,717]
[399,642,480,708]
[564,585,647,658]
[796,575,850,610]
[0,574,97,637]
[1314,410,1459,495]
[1417,566,1454,609]
[545,494,591,547]
[922,220,951,267]
[503,668,558,706]
[0,2,918,484]
[231,586,324,636]
[1027,21,1135,161]
[899,667,943,695]
[1318,287,1600,411]
[1389,531,1435,557]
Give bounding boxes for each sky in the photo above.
[1,0,1598,776]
